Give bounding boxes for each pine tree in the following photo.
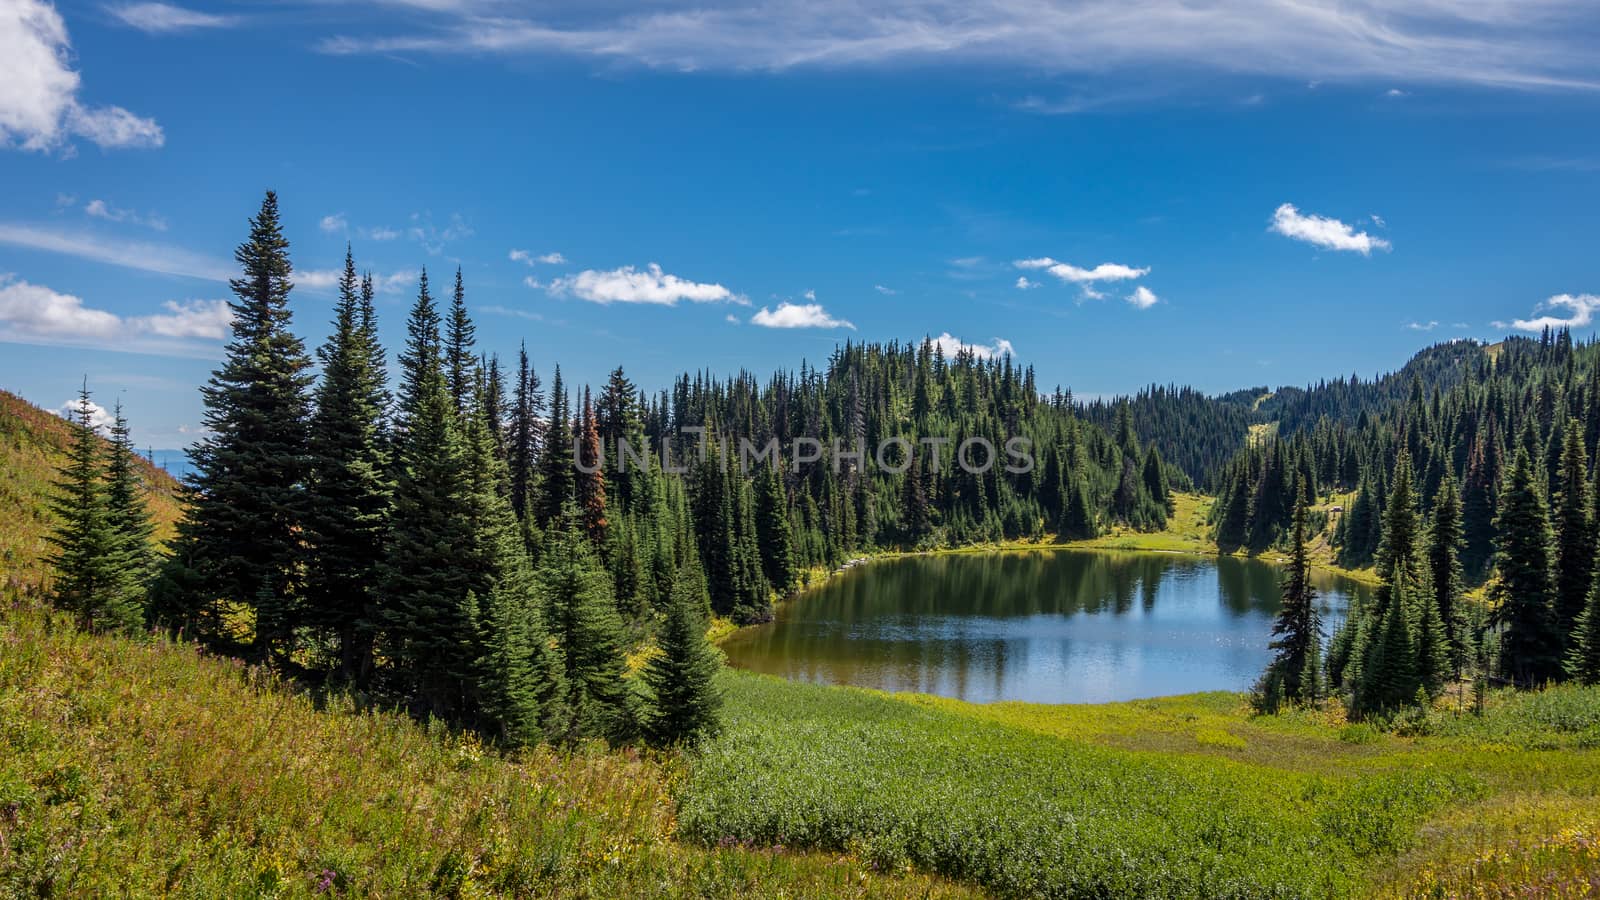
[538,505,636,744]
[1353,450,1427,713]
[103,398,157,585]
[575,387,608,547]
[1553,422,1594,641]
[753,458,798,592]
[1491,449,1563,687]
[305,248,391,682]
[381,272,479,720]
[462,382,565,744]
[160,191,313,661]
[445,267,477,415]
[1265,489,1321,704]
[1425,475,1466,671]
[1360,565,1419,713]
[1569,572,1600,684]
[47,384,144,632]
[641,560,724,747]
[508,344,543,521]
[534,367,574,526]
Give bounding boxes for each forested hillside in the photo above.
[0,389,184,595]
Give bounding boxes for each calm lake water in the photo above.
[721,551,1371,704]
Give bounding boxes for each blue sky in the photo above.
[2,0,1599,447]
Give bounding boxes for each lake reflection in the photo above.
[720,551,1369,704]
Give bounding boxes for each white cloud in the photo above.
[109,3,235,33]
[1507,293,1600,332]
[135,298,232,338]
[874,284,896,295]
[1,0,162,152]
[319,213,348,233]
[750,302,855,329]
[314,1,1600,92]
[725,313,740,323]
[1014,257,1150,300]
[549,263,743,306]
[85,199,167,230]
[511,248,566,266]
[361,226,399,241]
[1405,320,1439,331]
[930,331,1014,360]
[297,267,416,294]
[1015,258,1149,284]
[0,274,232,353]
[0,223,231,280]
[1126,285,1159,309]
[1015,276,1039,290]
[1269,203,1391,254]
[56,397,114,434]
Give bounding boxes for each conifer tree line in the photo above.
[1240,332,1600,714]
[46,191,1180,747]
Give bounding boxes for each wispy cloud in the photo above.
[1269,203,1391,254]
[874,284,896,295]
[510,248,566,265]
[319,213,347,233]
[548,263,744,306]
[1015,276,1039,290]
[296,267,417,294]
[750,301,855,329]
[930,331,1013,359]
[0,274,231,355]
[1014,257,1150,300]
[85,199,167,231]
[1504,293,1600,332]
[109,3,236,33]
[1405,319,1439,331]
[314,1,1600,92]
[2,0,162,152]
[480,303,544,321]
[407,212,472,254]
[0,223,231,280]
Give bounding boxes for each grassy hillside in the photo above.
[0,389,185,596]
[0,597,974,898]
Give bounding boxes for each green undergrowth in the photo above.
[683,671,1600,898]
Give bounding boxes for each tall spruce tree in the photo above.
[1553,423,1594,640]
[104,398,157,585]
[753,458,798,593]
[47,384,145,632]
[1425,474,1466,669]
[381,271,479,720]
[305,248,392,682]
[1491,449,1563,687]
[1265,488,1322,704]
[575,387,608,547]
[641,559,724,747]
[534,367,574,526]
[445,267,477,415]
[538,505,636,744]
[161,191,313,661]
[462,382,566,744]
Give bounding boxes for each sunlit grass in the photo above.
[0,597,975,898]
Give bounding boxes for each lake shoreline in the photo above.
[713,492,1377,647]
